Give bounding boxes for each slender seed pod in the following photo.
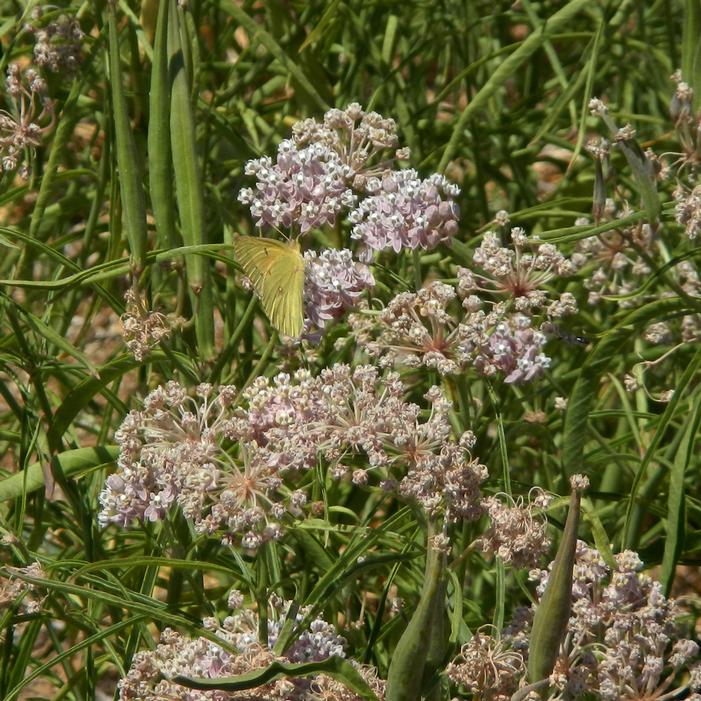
[147,0,178,252]
[107,4,148,274]
[682,0,701,113]
[527,479,585,689]
[167,0,214,358]
[386,528,446,701]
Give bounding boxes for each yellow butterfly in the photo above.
[233,235,305,338]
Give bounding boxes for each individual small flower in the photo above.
[303,248,374,330]
[643,321,673,344]
[614,123,636,142]
[238,140,357,234]
[495,209,510,227]
[292,103,407,187]
[554,396,568,411]
[477,490,552,569]
[589,97,609,117]
[26,7,83,74]
[348,169,460,256]
[1,64,54,175]
[670,70,694,123]
[446,626,525,701]
[120,288,180,361]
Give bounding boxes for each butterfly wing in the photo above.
[233,236,305,337]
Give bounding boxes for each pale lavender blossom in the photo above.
[508,542,701,700]
[303,248,374,330]
[458,228,579,315]
[27,7,83,74]
[98,381,302,549]
[0,562,45,615]
[238,140,356,234]
[478,490,553,569]
[674,184,701,240]
[472,313,551,383]
[446,626,525,701]
[1,64,54,174]
[121,288,182,361]
[351,283,553,383]
[292,103,409,187]
[348,169,460,255]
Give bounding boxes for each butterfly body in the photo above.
[233,235,305,337]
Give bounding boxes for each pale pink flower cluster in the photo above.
[348,225,581,382]
[238,105,462,333]
[446,626,525,701]
[477,490,553,569]
[118,596,385,701]
[674,184,701,240]
[350,283,551,383]
[26,6,83,74]
[100,367,487,544]
[498,542,701,700]
[238,140,356,234]
[348,170,460,256]
[98,381,303,549]
[0,562,45,615]
[120,288,181,361]
[447,544,701,700]
[292,102,409,186]
[1,64,54,175]
[459,228,579,315]
[573,209,655,306]
[303,248,374,330]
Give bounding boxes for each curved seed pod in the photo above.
[527,481,584,688]
[386,532,446,701]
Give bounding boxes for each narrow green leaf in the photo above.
[2,295,98,376]
[381,15,399,65]
[174,656,378,700]
[0,446,118,502]
[563,296,694,478]
[2,617,141,701]
[660,400,701,594]
[624,347,701,548]
[581,499,617,571]
[438,0,591,172]
[682,0,701,113]
[219,0,329,111]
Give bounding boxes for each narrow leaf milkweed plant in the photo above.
[0,2,700,701]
